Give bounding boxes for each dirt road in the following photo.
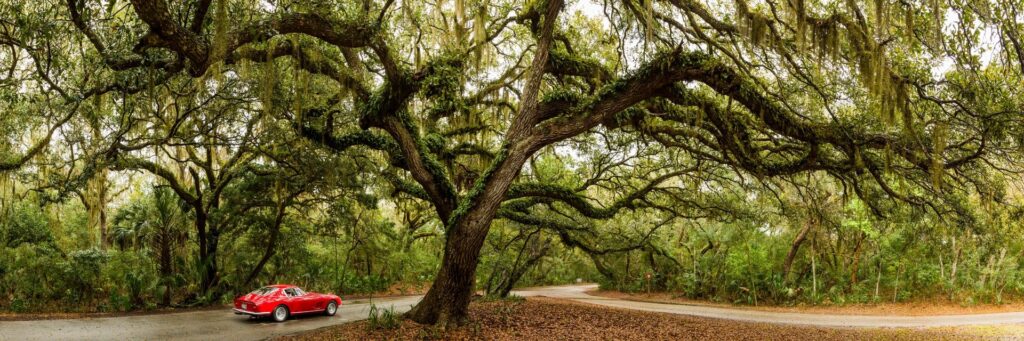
[3,285,1024,340]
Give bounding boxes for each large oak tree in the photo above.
[3,0,1023,325]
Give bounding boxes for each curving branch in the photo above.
[504,169,690,219]
[108,156,200,207]
[0,111,76,172]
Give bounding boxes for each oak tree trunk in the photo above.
[404,140,534,325]
[405,218,490,326]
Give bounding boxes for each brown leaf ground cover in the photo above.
[277,297,1000,340]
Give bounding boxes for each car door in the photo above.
[291,287,316,312]
[283,288,303,312]
[303,291,325,311]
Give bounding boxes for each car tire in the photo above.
[272,305,289,322]
[325,301,337,316]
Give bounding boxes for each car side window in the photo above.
[284,288,297,297]
[294,288,306,296]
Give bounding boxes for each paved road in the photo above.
[4,284,1024,340]
[518,285,1024,328]
[0,296,422,341]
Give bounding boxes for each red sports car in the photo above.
[233,284,342,322]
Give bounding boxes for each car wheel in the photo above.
[272,305,289,322]
[325,301,337,316]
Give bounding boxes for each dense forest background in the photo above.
[4,170,1022,312]
[2,0,1024,321]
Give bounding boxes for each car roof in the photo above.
[267,284,296,289]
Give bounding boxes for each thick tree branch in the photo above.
[109,156,200,207]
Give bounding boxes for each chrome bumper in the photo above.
[233,308,270,316]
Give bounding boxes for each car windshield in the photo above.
[249,287,277,296]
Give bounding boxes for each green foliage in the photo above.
[367,304,400,330]
[341,273,391,294]
[0,202,52,248]
[592,192,1024,306]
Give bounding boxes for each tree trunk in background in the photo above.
[195,212,221,299]
[205,229,221,299]
[589,253,617,280]
[950,236,960,285]
[159,236,173,306]
[87,102,109,249]
[624,252,632,288]
[811,243,817,299]
[893,265,901,302]
[245,201,289,287]
[874,261,882,300]
[85,168,109,249]
[493,236,550,297]
[848,232,866,290]
[783,221,813,282]
[244,225,281,287]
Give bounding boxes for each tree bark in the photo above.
[243,209,284,287]
[848,232,866,290]
[404,218,491,326]
[783,220,813,282]
[493,233,550,297]
[195,212,220,298]
[159,233,173,306]
[404,123,539,325]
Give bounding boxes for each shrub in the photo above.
[103,251,158,310]
[9,296,28,313]
[63,248,110,301]
[367,303,400,330]
[342,273,391,294]
[0,203,52,248]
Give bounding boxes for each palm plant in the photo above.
[110,185,188,306]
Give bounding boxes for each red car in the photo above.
[233,284,341,322]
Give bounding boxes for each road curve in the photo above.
[3,284,1024,340]
[516,284,1024,328]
